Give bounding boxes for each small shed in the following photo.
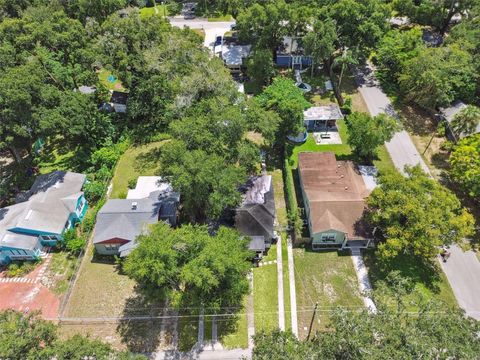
[440,101,480,142]
[303,105,344,131]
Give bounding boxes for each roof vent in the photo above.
[131,202,138,210]
[340,174,344,178]
[344,186,348,190]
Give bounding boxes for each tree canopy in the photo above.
[0,310,143,359]
[449,104,480,139]
[252,299,480,359]
[367,166,475,260]
[123,222,252,311]
[346,112,398,162]
[448,133,480,202]
[255,77,309,143]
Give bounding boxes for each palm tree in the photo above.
[450,105,480,139]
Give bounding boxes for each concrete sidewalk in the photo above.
[287,237,298,337]
[276,237,285,330]
[439,245,480,320]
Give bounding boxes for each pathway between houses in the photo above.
[276,236,286,330]
[286,237,298,337]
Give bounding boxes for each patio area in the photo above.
[312,128,342,145]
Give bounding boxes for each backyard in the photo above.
[110,141,165,198]
[293,249,363,339]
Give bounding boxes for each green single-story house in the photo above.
[298,152,374,250]
[0,171,87,265]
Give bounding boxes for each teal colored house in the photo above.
[0,171,87,265]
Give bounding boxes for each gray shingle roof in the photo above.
[236,175,276,241]
[93,191,179,245]
[13,171,86,234]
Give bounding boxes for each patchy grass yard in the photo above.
[364,251,458,309]
[293,249,363,339]
[253,263,278,333]
[281,235,291,331]
[191,28,206,40]
[98,69,125,91]
[64,250,138,318]
[48,251,77,295]
[110,141,165,199]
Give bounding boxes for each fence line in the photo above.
[58,170,116,317]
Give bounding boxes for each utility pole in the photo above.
[306,302,318,341]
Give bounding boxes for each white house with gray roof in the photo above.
[0,171,87,265]
[93,177,179,257]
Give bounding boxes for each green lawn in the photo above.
[191,28,206,40]
[287,120,352,169]
[139,5,168,18]
[207,14,233,21]
[217,295,249,349]
[98,69,125,91]
[253,264,278,332]
[281,235,291,331]
[363,251,458,309]
[293,249,363,339]
[110,141,165,199]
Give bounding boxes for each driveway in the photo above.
[353,64,431,176]
[439,246,480,320]
[168,18,235,51]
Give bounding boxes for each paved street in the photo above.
[168,18,235,51]
[153,348,251,360]
[439,246,480,320]
[353,64,431,176]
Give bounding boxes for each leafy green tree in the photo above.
[0,310,144,359]
[303,0,390,104]
[399,45,476,109]
[159,140,247,222]
[367,166,475,260]
[0,310,56,359]
[124,222,251,310]
[236,1,289,55]
[252,299,480,359]
[375,27,424,88]
[255,77,309,144]
[449,133,480,201]
[392,0,476,34]
[450,104,480,139]
[346,112,399,162]
[63,0,127,24]
[169,97,247,162]
[245,99,281,146]
[246,48,276,87]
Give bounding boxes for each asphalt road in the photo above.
[439,245,480,320]
[353,64,431,176]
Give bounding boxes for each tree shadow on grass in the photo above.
[134,146,163,174]
[364,250,442,294]
[116,287,166,352]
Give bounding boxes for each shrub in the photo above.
[6,261,38,277]
[63,229,86,255]
[340,96,352,115]
[83,180,105,203]
[127,178,137,189]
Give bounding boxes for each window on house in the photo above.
[321,233,336,242]
[104,244,119,250]
[76,198,85,212]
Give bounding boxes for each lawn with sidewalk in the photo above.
[363,251,458,309]
[253,257,278,333]
[110,141,166,198]
[293,248,363,339]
